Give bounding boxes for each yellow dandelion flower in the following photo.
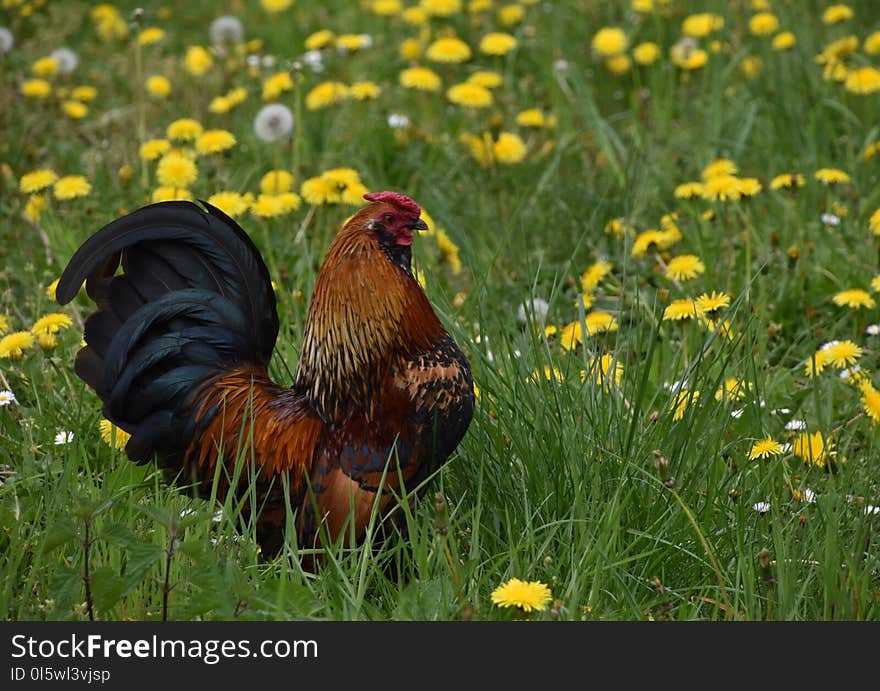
[72,85,98,102]
[62,100,88,119]
[604,218,633,237]
[0,331,35,359]
[207,192,249,218]
[468,70,503,89]
[479,32,517,56]
[335,34,371,52]
[682,13,724,38]
[702,159,738,180]
[584,310,618,336]
[372,0,403,16]
[861,384,880,423]
[305,30,335,50]
[21,79,52,99]
[715,377,750,402]
[31,313,73,338]
[770,173,805,190]
[306,81,349,110]
[516,109,546,128]
[145,75,171,98]
[19,169,58,194]
[633,41,660,66]
[156,154,198,188]
[823,340,862,368]
[138,27,165,45]
[833,289,875,309]
[702,175,742,202]
[262,71,293,101]
[498,4,525,26]
[792,431,834,468]
[582,353,624,389]
[580,261,612,293]
[151,187,192,203]
[665,255,705,282]
[139,139,171,162]
[301,176,340,205]
[261,0,293,12]
[399,38,423,61]
[671,43,708,70]
[0,315,8,336]
[349,81,382,100]
[259,170,294,195]
[749,12,779,36]
[184,46,213,76]
[167,118,203,142]
[605,54,632,75]
[53,175,91,200]
[435,229,462,273]
[805,349,829,377]
[490,578,552,613]
[749,437,784,461]
[772,32,797,50]
[870,208,880,235]
[24,194,47,223]
[737,177,762,197]
[251,194,286,218]
[400,66,441,91]
[822,4,853,24]
[493,132,527,164]
[426,37,471,63]
[671,389,699,421]
[195,129,236,155]
[865,31,880,55]
[663,299,700,321]
[100,419,131,450]
[591,27,627,57]
[695,291,730,315]
[447,82,493,108]
[815,168,850,185]
[674,182,704,199]
[845,67,880,95]
[559,321,583,350]
[421,0,462,18]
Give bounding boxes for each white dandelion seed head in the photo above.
[553,59,569,72]
[260,54,276,69]
[54,430,74,445]
[866,324,880,336]
[0,389,16,406]
[387,112,410,129]
[246,54,260,68]
[50,47,78,74]
[752,501,771,514]
[301,49,324,73]
[209,16,244,48]
[0,27,14,54]
[254,103,294,142]
[517,297,550,325]
[785,419,807,431]
[820,213,840,226]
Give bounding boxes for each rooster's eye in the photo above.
[383,213,395,224]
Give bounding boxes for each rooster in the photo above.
[56,192,474,557]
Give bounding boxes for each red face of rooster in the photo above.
[363,191,429,247]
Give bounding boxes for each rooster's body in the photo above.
[57,193,474,556]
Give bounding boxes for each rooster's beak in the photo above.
[410,218,429,231]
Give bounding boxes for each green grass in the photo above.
[2,0,880,620]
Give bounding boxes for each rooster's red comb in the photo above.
[363,191,421,216]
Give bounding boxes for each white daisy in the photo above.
[0,27,14,54]
[54,430,74,445]
[0,390,16,406]
[752,501,771,514]
[785,419,807,431]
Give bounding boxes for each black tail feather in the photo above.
[57,201,279,473]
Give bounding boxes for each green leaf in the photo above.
[41,519,77,554]
[90,566,125,613]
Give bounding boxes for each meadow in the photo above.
[1,0,880,621]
